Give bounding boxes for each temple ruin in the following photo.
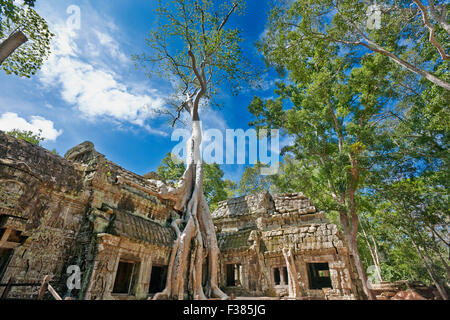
[0,131,359,300]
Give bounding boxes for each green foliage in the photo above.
[249,0,449,289]
[1,0,53,77]
[156,153,236,211]
[249,45,396,213]
[237,162,273,196]
[203,162,236,211]
[259,0,449,89]
[7,128,44,145]
[156,153,187,184]
[0,1,35,26]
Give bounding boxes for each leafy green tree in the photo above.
[203,162,235,211]
[237,162,273,196]
[253,0,450,300]
[0,0,53,77]
[156,153,187,184]
[156,153,236,211]
[361,45,449,298]
[374,177,449,299]
[223,178,237,200]
[6,128,44,145]
[249,16,410,297]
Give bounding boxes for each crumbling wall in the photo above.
[213,191,355,299]
[0,134,177,300]
[0,131,90,298]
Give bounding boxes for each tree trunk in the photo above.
[371,234,383,281]
[360,221,383,282]
[282,248,301,299]
[340,212,376,300]
[347,235,375,300]
[0,30,28,65]
[406,229,449,300]
[344,158,376,300]
[153,100,228,300]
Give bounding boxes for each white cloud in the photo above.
[0,112,63,141]
[94,30,128,63]
[39,15,166,133]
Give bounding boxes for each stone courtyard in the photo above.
[0,131,359,300]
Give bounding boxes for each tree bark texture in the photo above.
[0,30,28,65]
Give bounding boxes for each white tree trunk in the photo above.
[153,106,228,300]
[282,248,301,299]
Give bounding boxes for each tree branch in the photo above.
[329,2,450,90]
[429,0,450,34]
[413,0,449,60]
[0,30,28,65]
[218,3,238,32]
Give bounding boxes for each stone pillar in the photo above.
[136,255,152,299]
[280,267,286,285]
[235,264,240,286]
[239,265,244,288]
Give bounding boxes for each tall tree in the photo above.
[248,32,405,298]
[0,0,53,77]
[379,178,449,299]
[254,0,450,300]
[134,0,253,300]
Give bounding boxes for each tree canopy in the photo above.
[133,0,257,125]
[247,0,449,299]
[0,0,53,77]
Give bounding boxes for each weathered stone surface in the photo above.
[212,191,355,300]
[0,131,356,300]
[0,132,175,300]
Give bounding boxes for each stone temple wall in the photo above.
[0,131,357,300]
[0,132,90,298]
[0,132,176,300]
[213,192,357,299]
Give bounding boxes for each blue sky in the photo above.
[0,0,283,183]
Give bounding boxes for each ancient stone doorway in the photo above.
[274,267,280,285]
[226,264,241,287]
[307,262,332,289]
[149,265,167,294]
[112,260,139,294]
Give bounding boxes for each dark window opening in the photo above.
[226,264,241,287]
[0,248,13,282]
[113,260,139,294]
[6,230,27,244]
[307,263,332,289]
[273,267,281,285]
[149,265,167,294]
